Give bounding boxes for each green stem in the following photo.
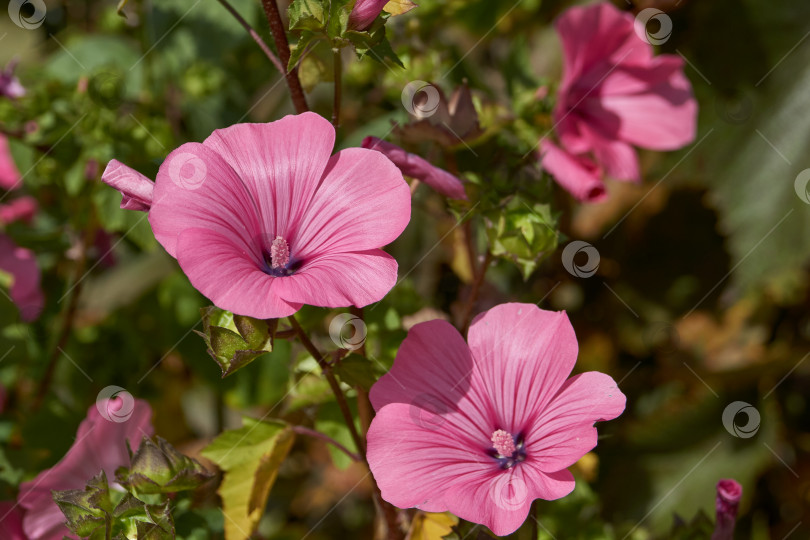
[460,250,493,335]
[287,315,365,457]
[332,48,342,128]
[292,425,362,461]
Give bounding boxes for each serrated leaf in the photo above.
[53,471,112,537]
[197,307,273,377]
[201,418,295,540]
[116,437,214,495]
[288,31,321,72]
[288,0,326,31]
[333,354,379,390]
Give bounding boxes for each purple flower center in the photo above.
[263,236,295,277]
[489,429,526,469]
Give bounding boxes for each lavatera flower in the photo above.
[367,303,625,536]
[103,113,411,319]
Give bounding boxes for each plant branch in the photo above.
[216,0,285,75]
[332,48,342,127]
[287,315,365,457]
[292,425,362,461]
[460,250,493,334]
[260,0,309,113]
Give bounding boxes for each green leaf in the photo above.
[53,471,112,537]
[116,437,214,495]
[196,306,274,377]
[201,418,295,540]
[333,354,380,390]
[288,0,327,31]
[288,31,322,72]
[485,198,559,280]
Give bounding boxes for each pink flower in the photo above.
[362,137,467,200]
[543,2,697,201]
[0,234,43,322]
[348,0,389,31]
[0,196,37,225]
[0,502,26,540]
[540,140,606,203]
[0,60,25,100]
[0,135,21,191]
[18,397,153,540]
[101,159,154,212]
[367,303,626,536]
[103,113,410,319]
[712,479,742,540]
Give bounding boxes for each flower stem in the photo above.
[287,315,365,457]
[216,0,285,75]
[349,306,373,436]
[292,425,362,461]
[332,48,342,128]
[260,0,309,114]
[460,250,493,334]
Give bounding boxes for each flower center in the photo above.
[489,429,526,469]
[270,236,290,268]
[262,236,296,277]
[491,430,516,456]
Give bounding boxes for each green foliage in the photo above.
[201,418,295,540]
[116,437,214,496]
[195,307,274,377]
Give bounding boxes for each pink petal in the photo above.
[176,228,301,319]
[0,234,43,322]
[149,142,263,259]
[440,465,575,536]
[367,402,496,513]
[292,147,411,261]
[466,304,579,436]
[348,0,389,30]
[19,399,153,540]
[539,140,607,203]
[594,67,698,150]
[0,502,26,540]
[361,137,467,200]
[274,250,399,310]
[101,159,154,212]
[527,372,626,472]
[369,319,494,444]
[579,124,640,182]
[202,112,336,243]
[0,196,37,225]
[0,135,21,191]
[555,3,649,95]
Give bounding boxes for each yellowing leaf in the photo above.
[384,0,418,17]
[201,418,295,540]
[407,511,458,540]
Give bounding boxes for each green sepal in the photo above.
[115,436,214,495]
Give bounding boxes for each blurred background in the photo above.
[1,0,809,538]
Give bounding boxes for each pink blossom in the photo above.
[543,2,697,201]
[0,60,25,100]
[0,234,43,322]
[712,479,742,540]
[0,135,21,191]
[0,502,26,540]
[367,303,626,536]
[348,0,389,31]
[101,159,154,212]
[540,140,606,203]
[362,137,467,200]
[18,397,153,540]
[103,113,410,319]
[0,196,37,225]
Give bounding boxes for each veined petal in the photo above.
[101,159,154,212]
[292,147,411,261]
[176,228,301,319]
[202,112,336,242]
[467,304,579,436]
[540,140,607,202]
